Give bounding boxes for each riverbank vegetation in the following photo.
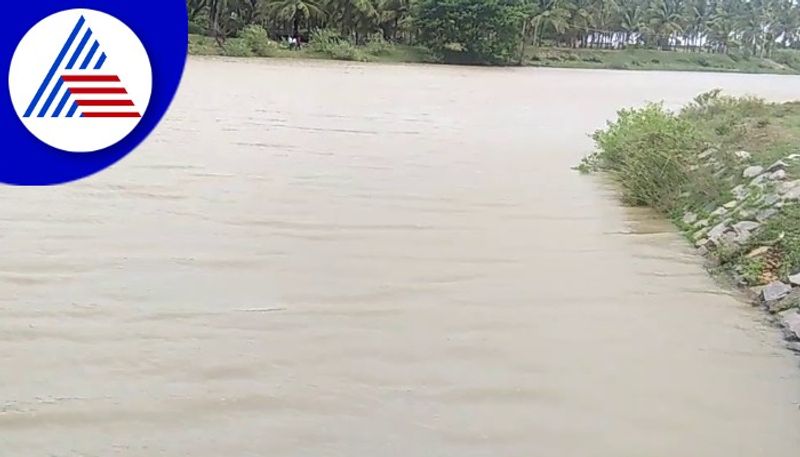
[187,0,800,71]
[580,92,800,343]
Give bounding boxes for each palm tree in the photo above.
[263,0,326,37]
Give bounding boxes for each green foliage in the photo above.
[240,25,278,57]
[750,205,800,278]
[739,257,766,286]
[584,103,710,212]
[187,0,800,69]
[223,38,255,57]
[414,0,523,64]
[308,29,369,61]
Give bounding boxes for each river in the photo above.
[1,58,799,456]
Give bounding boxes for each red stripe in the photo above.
[69,87,128,94]
[61,75,120,82]
[76,100,134,106]
[82,112,141,118]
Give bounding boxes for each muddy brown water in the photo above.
[1,59,799,456]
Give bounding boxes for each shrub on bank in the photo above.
[308,29,368,62]
[240,25,278,57]
[223,38,254,57]
[581,91,800,296]
[580,103,711,213]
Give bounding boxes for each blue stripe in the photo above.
[94,52,107,70]
[80,40,99,70]
[66,101,79,118]
[66,28,93,70]
[52,89,72,117]
[24,16,85,118]
[37,78,64,117]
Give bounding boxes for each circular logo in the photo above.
[1,1,187,186]
[9,9,152,153]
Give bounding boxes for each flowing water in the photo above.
[1,59,799,456]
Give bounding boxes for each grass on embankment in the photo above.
[579,91,800,314]
[189,33,435,64]
[525,47,800,74]
[190,32,800,74]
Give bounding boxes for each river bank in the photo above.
[580,91,800,352]
[189,34,800,74]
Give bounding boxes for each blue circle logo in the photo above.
[2,1,187,185]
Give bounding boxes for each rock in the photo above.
[693,227,710,241]
[682,212,698,225]
[766,160,789,173]
[697,245,709,256]
[743,166,764,178]
[722,200,738,209]
[750,174,768,187]
[720,230,739,247]
[769,169,787,181]
[756,208,778,222]
[763,194,781,207]
[707,221,729,241]
[787,341,800,353]
[784,186,800,200]
[693,218,710,229]
[732,184,749,200]
[789,272,800,287]
[746,246,770,258]
[763,281,793,303]
[734,150,752,160]
[778,180,800,194]
[710,207,727,217]
[786,153,800,161]
[779,309,800,341]
[695,237,710,248]
[733,221,760,233]
[698,148,717,160]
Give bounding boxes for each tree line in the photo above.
[187,0,800,62]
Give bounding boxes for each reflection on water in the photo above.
[1,59,799,456]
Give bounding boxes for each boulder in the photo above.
[707,221,729,242]
[734,150,752,160]
[756,208,778,222]
[784,186,800,200]
[722,200,738,209]
[731,184,748,200]
[698,148,717,160]
[766,160,789,173]
[693,218,710,229]
[762,281,792,303]
[746,246,770,258]
[763,194,781,207]
[789,272,800,287]
[779,309,800,341]
[733,221,760,233]
[778,180,800,194]
[743,166,764,178]
[682,212,698,225]
[769,170,787,181]
[710,207,727,217]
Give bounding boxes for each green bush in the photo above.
[240,25,277,57]
[309,29,368,61]
[223,38,254,57]
[581,103,710,212]
[188,21,206,35]
[365,34,393,55]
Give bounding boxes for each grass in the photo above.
[189,33,800,74]
[525,47,800,74]
[580,91,800,292]
[189,33,434,63]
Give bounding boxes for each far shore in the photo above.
[189,34,800,75]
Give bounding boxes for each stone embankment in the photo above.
[681,152,800,350]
